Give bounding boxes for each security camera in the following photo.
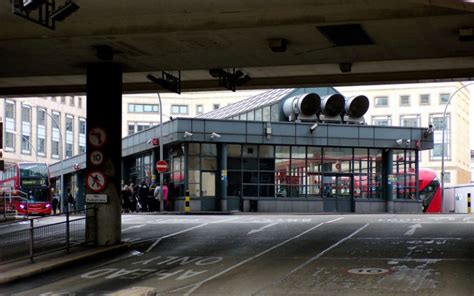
[210,132,221,139]
[268,38,288,53]
[310,123,318,133]
[405,139,411,146]
[183,131,193,138]
[339,62,352,73]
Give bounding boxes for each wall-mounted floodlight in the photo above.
[184,131,193,138]
[210,132,221,139]
[310,123,319,133]
[50,0,79,21]
[396,139,403,147]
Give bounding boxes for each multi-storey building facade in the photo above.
[337,82,471,185]
[0,95,87,165]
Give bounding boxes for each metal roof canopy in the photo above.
[1,0,474,96]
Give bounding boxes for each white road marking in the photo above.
[285,223,369,277]
[404,223,422,236]
[122,224,146,232]
[175,217,344,296]
[145,217,239,253]
[247,222,278,235]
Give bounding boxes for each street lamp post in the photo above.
[440,82,474,213]
[156,92,164,212]
[33,107,65,213]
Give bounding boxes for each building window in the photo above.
[374,96,389,107]
[196,105,204,114]
[420,94,430,105]
[127,122,153,135]
[78,97,82,108]
[51,111,61,159]
[5,132,14,151]
[400,95,410,106]
[5,101,15,120]
[21,104,31,123]
[37,108,46,157]
[400,115,420,127]
[66,115,73,132]
[21,104,32,154]
[51,96,57,102]
[21,135,31,153]
[79,118,86,134]
[37,138,45,155]
[51,140,59,158]
[61,96,66,104]
[128,104,159,113]
[371,116,391,126]
[37,108,46,126]
[439,93,450,105]
[171,105,188,115]
[69,96,75,107]
[213,104,220,110]
[430,113,450,160]
[65,143,73,158]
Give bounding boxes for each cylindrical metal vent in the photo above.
[345,95,369,118]
[283,93,321,117]
[321,94,345,117]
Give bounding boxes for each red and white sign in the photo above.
[86,171,107,192]
[156,160,168,173]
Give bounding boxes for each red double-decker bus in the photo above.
[0,162,52,215]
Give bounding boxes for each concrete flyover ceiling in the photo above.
[1,0,474,96]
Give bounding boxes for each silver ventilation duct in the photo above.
[345,95,369,118]
[283,93,321,120]
[321,94,345,117]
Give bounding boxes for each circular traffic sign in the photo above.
[88,127,106,147]
[86,171,107,192]
[156,160,168,173]
[90,150,104,166]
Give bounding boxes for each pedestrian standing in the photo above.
[138,181,149,212]
[163,182,169,211]
[51,195,59,215]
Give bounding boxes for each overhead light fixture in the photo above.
[50,0,79,22]
[208,68,251,91]
[184,131,193,138]
[210,132,221,139]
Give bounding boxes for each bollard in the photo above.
[185,190,190,214]
[468,193,471,214]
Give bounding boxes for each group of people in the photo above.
[121,180,177,213]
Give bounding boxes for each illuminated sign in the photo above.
[21,179,46,186]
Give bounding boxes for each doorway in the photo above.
[322,174,354,212]
[201,171,217,211]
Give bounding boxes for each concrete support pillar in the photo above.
[382,149,394,213]
[218,144,228,211]
[85,63,122,246]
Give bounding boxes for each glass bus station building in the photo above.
[50,87,434,213]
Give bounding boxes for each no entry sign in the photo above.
[156,160,168,173]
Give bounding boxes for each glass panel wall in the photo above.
[392,149,417,199]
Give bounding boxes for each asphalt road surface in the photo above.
[2,214,474,295]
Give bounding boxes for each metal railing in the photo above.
[0,206,96,263]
